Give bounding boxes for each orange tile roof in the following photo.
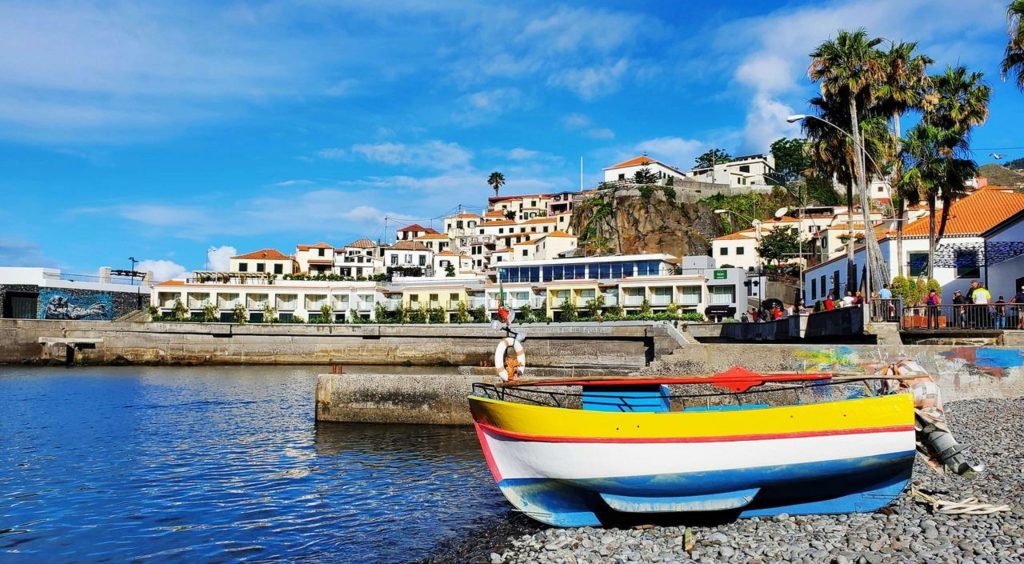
[482,219,517,226]
[483,210,506,217]
[715,229,756,241]
[524,216,557,224]
[414,233,449,240]
[546,230,575,238]
[453,212,480,218]
[605,155,655,170]
[156,279,185,286]
[902,190,1024,237]
[436,250,471,258]
[513,239,536,246]
[389,240,431,251]
[345,238,377,248]
[232,248,290,260]
[296,242,333,250]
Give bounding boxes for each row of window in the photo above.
[238,262,285,274]
[498,260,665,283]
[718,246,746,256]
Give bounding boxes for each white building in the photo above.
[153,277,382,322]
[603,155,688,185]
[802,187,1024,305]
[229,249,294,275]
[336,239,384,279]
[295,242,337,275]
[686,154,777,188]
[384,240,433,275]
[432,251,475,276]
[395,223,440,241]
[414,233,451,253]
[487,193,553,220]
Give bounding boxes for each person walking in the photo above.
[952,290,968,328]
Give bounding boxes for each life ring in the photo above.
[494,337,526,382]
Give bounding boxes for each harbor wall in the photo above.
[0,319,684,370]
[316,343,1024,425]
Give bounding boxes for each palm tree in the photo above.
[809,29,885,291]
[923,66,990,239]
[1002,0,1024,89]
[487,171,506,197]
[875,42,933,278]
[899,124,977,278]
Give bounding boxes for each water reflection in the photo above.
[0,366,505,562]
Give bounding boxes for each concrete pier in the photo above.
[315,342,1024,424]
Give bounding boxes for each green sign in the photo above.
[713,269,727,280]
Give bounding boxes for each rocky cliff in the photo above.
[570,186,723,258]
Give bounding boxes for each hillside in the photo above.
[570,186,721,257]
[978,163,1024,186]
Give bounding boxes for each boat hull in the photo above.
[470,393,916,527]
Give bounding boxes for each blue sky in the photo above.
[1,0,1021,279]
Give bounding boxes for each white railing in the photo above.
[218,298,241,309]
[246,297,268,309]
[650,295,672,306]
[356,300,374,311]
[603,294,619,306]
[383,298,402,311]
[623,295,645,306]
[469,297,487,309]
[679,292,701,306]
[276,298,297,311]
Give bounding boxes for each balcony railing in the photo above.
[900,303,1023,331]
[869,298,902,323]
[623,295,645,307]
[650,295,672,306]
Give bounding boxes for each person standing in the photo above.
[824,294,835,311]
[952,290,968,328]
[926,289,941,329]
[1011,286,1024,329]
[994,296,1006,330]
[878,284,893,300]
[972,284,992,328]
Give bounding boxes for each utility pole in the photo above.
[580,156,584,192]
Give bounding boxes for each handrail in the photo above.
[900,303,1022,331]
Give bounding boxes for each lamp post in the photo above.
[787,114,880,324]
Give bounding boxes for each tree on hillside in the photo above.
[633,166,657,184]
[1002,0,1024,90]
[694,149,732,169]
[756,228,801,266]
[770,137,812,184]
[487,171,506,197]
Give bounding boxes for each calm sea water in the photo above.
[0,366,509,562]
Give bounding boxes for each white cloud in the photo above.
[633,137,707,171]
[137,259,187,281]
[453,88,526,125]
[561,113,615,139]
[721,0,1005,152]
[547,58,630,100]
[350,140,473,170]
[0,237,56,267]
[206,246,236,271]
[317,148,348,160]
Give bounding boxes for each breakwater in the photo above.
[0,319,687,369]
[316,343,1024,424]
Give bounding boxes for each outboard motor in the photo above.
[883,360,984,476]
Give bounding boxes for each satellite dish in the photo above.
[774,207,789,219]
[490,320,501,331]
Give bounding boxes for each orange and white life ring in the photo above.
[494,337,526,382]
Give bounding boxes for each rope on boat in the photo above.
[910,487,1012,515]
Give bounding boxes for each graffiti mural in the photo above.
[38,289,112,320]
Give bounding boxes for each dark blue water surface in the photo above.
[0,366,508,562]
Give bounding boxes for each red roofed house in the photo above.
[230,249,295,275]
[603,155,688,185]
[396,224,439,242]
[802,188,1024,305]
[294,242,337,275]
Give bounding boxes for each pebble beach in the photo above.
[480,397,1024,563]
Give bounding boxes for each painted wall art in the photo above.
[38,289,113,320]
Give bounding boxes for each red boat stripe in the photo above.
[476,422,915,444]
[474,423,504,481]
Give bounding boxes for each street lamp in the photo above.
[787,113,879,323]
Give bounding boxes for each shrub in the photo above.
[516,303,535,323]
[429,306,447,324]
[202,303,218,322]
[172,299,188,322]
[145,305,160,321]
[680,312,704,322]
[586,294,605,320]
[232,303,247,324]
[665,303,679,318]
[560,298,578,321]
[639,298,652,317]
[606,304,624,317]
[455,301,471,324]
[319,304,333,324]
[472,305,488,323]
[262,303,277,323]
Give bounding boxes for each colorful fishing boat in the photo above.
[470,368,918,527]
